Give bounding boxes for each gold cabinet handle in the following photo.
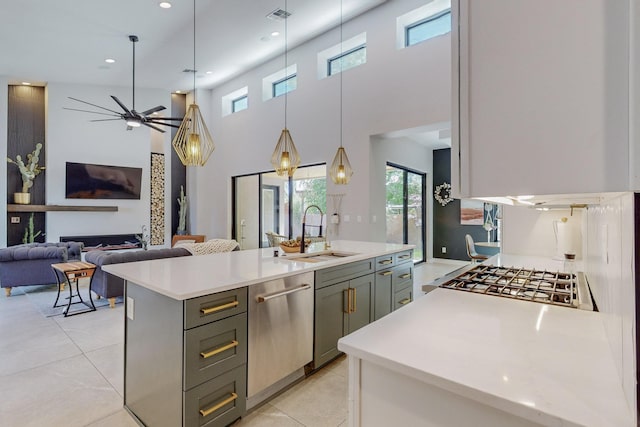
[398,298,411,305]
[200,340,239,359]
[201,300,239,315]
[399,273,412,279]
[344,289,351,314]
[379,271,393,276]
[352,288,357,313]
[199,392,238,417]
[378,259,393,265]
[398,254,410,259]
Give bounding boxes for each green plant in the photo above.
[177,185,187,234]
[7,143,45,193]
[22,213,42,244]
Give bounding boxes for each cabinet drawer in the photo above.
[394,250,413,265]
[184,313,247,391]
[374,254,395,271]
[394,287,413,310]
[184,365,246,427]
[185,288,248,329]
[315,259,374,289]
[392,265,413,293]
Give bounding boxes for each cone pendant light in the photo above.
[270,0,301,177]
[329,0,353,185]
[172,0,215,167]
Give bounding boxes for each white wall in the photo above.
[0,77,7,247]
[190,0,451,240]
[502,206,583,259]
[44,83,172,245]
[584,192,636,418]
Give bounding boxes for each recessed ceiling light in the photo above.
[175,90,182,93]
[22,82,31,85]
[205,71,213,75]
[105,58,116,64]
[271,31,280,37]
[159,2,172,8]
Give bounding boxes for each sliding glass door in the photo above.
[385,163,426,263]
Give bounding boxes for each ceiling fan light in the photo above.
[126,118,141,127]
[330,147,353,185]
[172,103,215,166]
[271,128,300,177]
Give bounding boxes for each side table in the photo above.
[51,261,97,317]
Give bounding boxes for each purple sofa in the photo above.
[85,248,191,308]
[0,242,84,296]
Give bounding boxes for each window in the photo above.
[317,32,367,79]
[395,0,451,49]
[328,45,367,76]
[406,10,451,46]
[221,86,248,116]
[262,64,297,101]
[272,74,297,98]
[232,95,248,113]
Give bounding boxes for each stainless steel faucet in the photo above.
[300,204,323,253]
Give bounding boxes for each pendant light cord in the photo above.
[339,0,343,149]
[284,0,288,130]
[193,0,197,103]
[132,38,136,110]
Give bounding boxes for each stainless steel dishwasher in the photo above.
[247,271,314,408]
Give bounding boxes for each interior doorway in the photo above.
[385,162,426,263]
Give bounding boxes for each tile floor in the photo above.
[0,259,467,427]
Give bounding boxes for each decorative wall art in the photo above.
[434,182,453,206]
[150,153,165,245]
[460,199,484,225]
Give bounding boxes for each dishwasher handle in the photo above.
[256,284,312,303]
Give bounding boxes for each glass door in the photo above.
[385,163,426,263]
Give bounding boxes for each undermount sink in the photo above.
[281,251,359,263]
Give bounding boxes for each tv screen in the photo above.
[65,162,142,200]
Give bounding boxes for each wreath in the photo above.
[434,182,454,206]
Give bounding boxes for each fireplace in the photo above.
[60,234,141,251]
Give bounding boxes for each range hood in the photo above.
[474,192,626,211]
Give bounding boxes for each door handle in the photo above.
[399,273,412,279]
[344,288,351,314]
[200,340,239,359]
[201,300,239,315]
[398,298,411,305]
[257,284,311,303]
[379,271,393,276]
[351,288,357,313]
[199,392,238,417]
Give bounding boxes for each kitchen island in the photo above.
[337,254,634,427]
[103,240,413,427]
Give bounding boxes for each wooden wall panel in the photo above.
[170,93,186,236]
[7,85,46,245]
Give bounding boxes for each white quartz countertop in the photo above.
[337,288,634,427]
[102,240,412,300]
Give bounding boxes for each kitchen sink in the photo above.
[281,251,359,263]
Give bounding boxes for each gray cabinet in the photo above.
[314,260,375,369]
[125,283,247,427]
[374,250,413,320]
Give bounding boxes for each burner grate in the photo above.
[439,265,577,308]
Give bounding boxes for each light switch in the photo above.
[441,247,447,254]
[126,296,135,320]
[344,215,350,222]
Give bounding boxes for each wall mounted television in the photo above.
[65,162,142,200]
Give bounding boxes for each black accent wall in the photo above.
[6,86,46,246]
[432,148,487,261]
[170,93,187,235]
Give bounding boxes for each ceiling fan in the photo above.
[65,35,183,133]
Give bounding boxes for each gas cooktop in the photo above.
[438,264,591,309]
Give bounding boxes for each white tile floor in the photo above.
[0,259,466,427]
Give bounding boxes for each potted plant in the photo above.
[7,143,45,204]
[177,185,188,235]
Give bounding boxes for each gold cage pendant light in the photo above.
[270,0,301,177]
[172,0,215,167]
[329,0,353,185]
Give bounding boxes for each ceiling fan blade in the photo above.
[63,107,121,117]
[90,118,123,122]
[147,120,181,129]
[68,97,123,115]
[140,105,166,116]
[143,122,166,133]
[147,117,185,121]
[111,96,133,115]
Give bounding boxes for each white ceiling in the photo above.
[0,0,386,92]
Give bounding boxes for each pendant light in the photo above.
[329,0,353,185]
[270,0,301,177]
[172,0,215,167]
